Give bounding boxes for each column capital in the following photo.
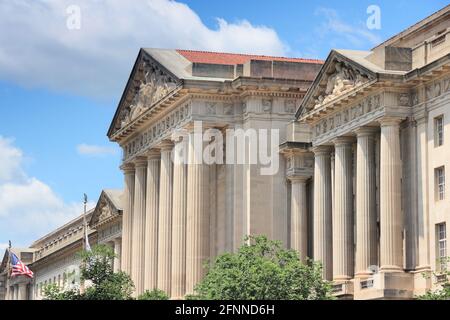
[354,126,379,137]
[158,140,174,151]
[332,136,354,147]
[287,174,310,183]
[145,149,160,160]
[120,162,135,174]
[378,116,403,127]
[133,156,148,168]
[311,145,332,155]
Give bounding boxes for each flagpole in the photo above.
[80,193,88,294]
[6,241,11,300]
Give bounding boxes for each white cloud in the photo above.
[0,137,26,182]
[0,136,89,247]
[77,143,118,156]
[315,7,382,48]
[0,0,287,99]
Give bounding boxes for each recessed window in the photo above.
[435,115,444,147]
[435,166,445,201]
[437,223,447,271]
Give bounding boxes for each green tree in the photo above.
[189,235,333,300]
[42,283,81,300]
[43,244,134,300]
[417,258,450,300]
[138,289,169,300]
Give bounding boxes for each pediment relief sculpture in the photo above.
[98,200,113,222]
[313,61,370,109]
[118,61,178,130]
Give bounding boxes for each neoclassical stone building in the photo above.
[1,4,449,301]
[108,5,450,300]
[287,6,450,299]
[0,189,123,300]
[107,48,322,298]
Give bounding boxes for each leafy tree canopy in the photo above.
[189,235,333,300]
[138,289,169,300]
[43,244,134,300]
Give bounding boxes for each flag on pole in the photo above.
[9,251,34,278]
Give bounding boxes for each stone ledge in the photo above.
[353,272,414,300]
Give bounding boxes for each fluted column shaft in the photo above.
[379,118,403,272]
[131,157,147,295]
[113,238,122,273]
[157,143,174,293]
[289,176,309,262]
[171,137,188,298]
[18,283,27,300]
[186,132,210,294]
[416,118,431,271]
[355,128,378,276]
[313,146,333,280]
[144,151,160,291]
[333,138,354,281]
[120,164,135,274]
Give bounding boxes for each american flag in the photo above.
[9,251,34,278]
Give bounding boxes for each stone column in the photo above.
[131,157,147,295]
[186,131,210,294]
[355,127,378,277]
[144,150,160,291]
[157,142,174,294]
[14,285,19,300]
[120,163,135,274]
[332,137,354,281]
[416,117,431,271]
[18,283,27,300]
[313,146,333,280]
[171,136,188,298]
[113,238,122,273]
[379,118,403,272]
[289,176,309,262]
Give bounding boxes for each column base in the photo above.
[333,275,352,282]
[355,271,375,279]
[379,265,404,273]
[353,272,414,300]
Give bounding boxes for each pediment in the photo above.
[108,49,181,137]
[296,50,376,118]
[89,190,123,228]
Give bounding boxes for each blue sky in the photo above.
[0,0,447,250]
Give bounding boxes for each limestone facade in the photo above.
[107,48,322,297]
[1,5,449,301]
[290,6,450,299]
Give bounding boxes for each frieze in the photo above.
[312,94,382,140]
[284,99,296,113]
[124,102,192,160]
[425,76,450,101]
[262,99,272,113]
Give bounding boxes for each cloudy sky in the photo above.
[0,0,447,251]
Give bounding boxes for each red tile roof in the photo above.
[176,49,323,65]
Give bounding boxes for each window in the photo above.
[435,116,444,147]
[437,223,447,271]
[435,166,445,201]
